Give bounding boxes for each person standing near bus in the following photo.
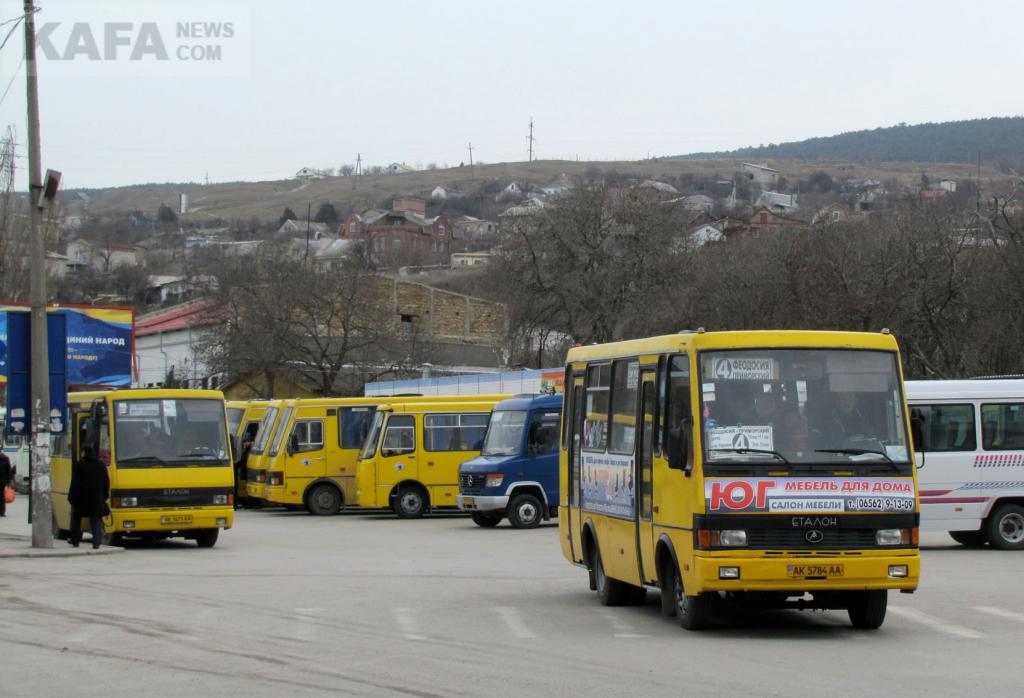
[68,448,110,548]
[0,450,12,517]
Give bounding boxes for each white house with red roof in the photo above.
[133,299,227,389]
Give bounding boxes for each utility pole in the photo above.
[354,153,362,188]
[527,118,535,162]
[467,142,474,178]
[304,201,312,264]
[24,0,52,548]
[204,171,209,186]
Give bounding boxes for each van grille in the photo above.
[460,473,487,493]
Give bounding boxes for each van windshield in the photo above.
[113,398,229,467]
[250,407,279,455]
[481,410,527,456]
[360,411,386,460]
[699,349,911,469]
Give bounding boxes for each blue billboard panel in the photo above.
[3,311,68,434]
[0,305,134,388]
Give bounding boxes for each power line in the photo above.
[0,57,24,107]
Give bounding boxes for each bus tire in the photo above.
[470,511,502,527]
[195,529,219,548]
[659,557,676,617]
[985,503,1024,550]
[593,546,628,606]
[673,563,712,630]
[847,590,887,629]
[394,484,428,518]
[306,484,342,516]
[508,493,543,529]
[949,530,986,547]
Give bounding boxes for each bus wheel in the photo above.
[195,529,219,548]
[985,504,1024,550]
[508,493,543,529]
[101,532,124,547]
[593,546,628,606]
[949,530,986,547]
[306,484,342,516]
[673,564,712,630]
[847,590,887,629]
[659,558,676,617]
[394,485,427,518]
[470,511,502,527]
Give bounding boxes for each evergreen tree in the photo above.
[314,202,339,224]
[279,207,297,226]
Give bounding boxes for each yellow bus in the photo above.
[560,330,920,630]
[355,399,498,517]
[227,400,269,505]
[53,389,235,548]
[244,399,289,503]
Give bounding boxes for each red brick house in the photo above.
[747,206,807,238]
[342,197,457,266]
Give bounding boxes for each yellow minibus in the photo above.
[560,330,920,630]
[53,389,235,547]
[244,399,288,503]
[227,400,269,505]
[355,399,499,517]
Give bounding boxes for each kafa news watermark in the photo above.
[17,1,250,77]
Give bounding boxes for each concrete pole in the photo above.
[24,0,53,548]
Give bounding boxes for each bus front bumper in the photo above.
[457,494,508,512]
[110,507,234,533]
[692,551,920,593]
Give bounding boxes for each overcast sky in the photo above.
[0,0,1021,189]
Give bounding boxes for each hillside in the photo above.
[64,158,991,225]
[672,117,1024,164]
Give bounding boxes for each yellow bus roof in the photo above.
[377,399,501,414]
[69,388,227,406]
[566,330,900,363]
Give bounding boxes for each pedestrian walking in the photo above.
[68,448,110,548]
[0,450,12,517]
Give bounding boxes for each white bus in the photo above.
[0,407,32,494]
[907,379,1024,550]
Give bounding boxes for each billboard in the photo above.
[0,304,135,388]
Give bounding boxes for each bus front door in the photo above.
[636,372,657,584]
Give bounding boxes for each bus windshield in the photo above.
[250,407,278,455]
[481,410,527,456]
[227,407,244,436]
[113,398,229,467]
[360,411,385,460]
[699,349,910,468]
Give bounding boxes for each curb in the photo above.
[0,533,126,558]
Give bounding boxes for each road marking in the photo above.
[599,608,647,638]
[393,607,425,641]
[973,606,1024,624]
[495,606,536,639]
[888,606,982,639]
[292,607,325,642]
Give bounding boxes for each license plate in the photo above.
[787,564,844,578]
[160,514,193,525]
[463,497,475,505]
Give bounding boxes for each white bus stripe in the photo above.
[495,606,536,639]
[889,606,982,639]
[973,606,1024,624]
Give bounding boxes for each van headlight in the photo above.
[484,473,504,488]
[876,529,911,546]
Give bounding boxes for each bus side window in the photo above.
[664,355,691,470]
[910,407,928,452]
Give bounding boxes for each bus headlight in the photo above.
[698,529,747,547]
[212,494,228,505]
[888,565,909,578]
[876,529,911,546]
[484,473,505,488]
[115,496,138,507]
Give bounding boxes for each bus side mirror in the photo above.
[667,417,693,476]
[287,433,298,456]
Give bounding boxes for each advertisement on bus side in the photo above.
[705,477,916,514]
[581,451,635,518]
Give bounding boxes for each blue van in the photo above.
[457,393,562,528]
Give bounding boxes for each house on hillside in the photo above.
[313,238,359,272]
[675,194,715,213]
[340,196,456,265]
[541,173,572,196]
[65,238,145,272]
[811,203,851,225]
[741,162,780,187]
[295,167,326,179]
[688,224,726,248]
[386,162,416,174]
[756,191,799,213]
[277,219,335,239]
[452,216,498,245]
[748,207,807,237]
[133,299,228,389]
[640,179,680,194]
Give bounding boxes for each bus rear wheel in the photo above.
[194,529,219,548]
[593,546,629,606]
[847,590,887,629]
[306,484,342,516]
[470,511,502,527]
[985,504,1024,550]
[394,485,427,518]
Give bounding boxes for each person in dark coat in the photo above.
[68,448,110,548]
[0,451,12,517]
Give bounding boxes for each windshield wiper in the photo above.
[815,448,895,465]
[710,448,790,465]
[117,455,167,466]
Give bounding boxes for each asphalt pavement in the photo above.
[1,498,1021,697]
